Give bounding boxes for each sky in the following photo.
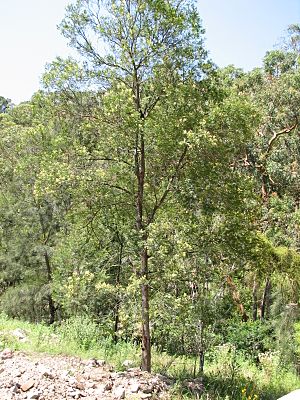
[0,0,299,105]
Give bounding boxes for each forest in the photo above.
[1,0,300,399]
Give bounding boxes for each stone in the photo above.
[76,381,85,390]
[104,381,113,391]
[12,383,21,393]
[96,359,106,366]
[68,390,79,398]
[1,348,13,360]
[27,390,41,399]
[140,384,154,394]
[130,383,140,393]
[21,379,35,392]
[38,364,54,379]
[86,358,98,367]
[85,381,97,389]
[113,386,126,399]
[140,394,152,399]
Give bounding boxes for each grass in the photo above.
[0,314,299,399]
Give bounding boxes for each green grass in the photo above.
[0,314,299,399]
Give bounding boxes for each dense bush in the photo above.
[225,321,275,360]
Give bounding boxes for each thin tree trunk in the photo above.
[44,251,55,325]
[114,241,123,344]
[260,277,271,320]
[198,320,205,381]
[134,120,151,371]
[252,278,258,321]
[141,246,151,371]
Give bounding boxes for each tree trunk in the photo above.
[113,241,123,344]
[141,247,151,371]
[44,251,56,325]
[252,278,258,321]
[47,294,56,325]
[134,123,151,371]
[198,320,205,380]
[260,277,271,320]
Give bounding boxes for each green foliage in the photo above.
[0,284,50,322]
[225,321,275,360]
[57,315,101,350]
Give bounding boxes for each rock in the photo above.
[86,358,98,367]
[1,348,13,360]
[85,381,97,389]
[21,379,35,392]
[140,383,154,394]
[38,364,54,379]
[277,390,300,399]
[104,381,113,391]
[130,382,140,393]
[113,386,126,399]
[140,394,152,399]
[68,390,79,398]
[12,383,21,393]
[76,373,85,382]
[76,381,85,390]
[96,359,106,366]
[27,390,41,399]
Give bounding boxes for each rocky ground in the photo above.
[0,348,172,400]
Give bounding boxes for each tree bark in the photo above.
[198,320,205,380]
[260,277,271,320]
[44,251,56,325]
[134,120,151,370]
[252,278,258,321]
[113,241,123,344]
[141,247,151,372]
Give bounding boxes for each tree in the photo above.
[48,0,209,371]
[39,0,260,371]
[0,96,74,323]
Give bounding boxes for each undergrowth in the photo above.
[0,313,299,399]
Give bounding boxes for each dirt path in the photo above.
[0,348,171,400]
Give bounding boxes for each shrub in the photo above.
[57,315,101,350]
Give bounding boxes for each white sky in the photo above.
[0,0,299,104]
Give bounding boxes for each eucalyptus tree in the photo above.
[41,0,260,371]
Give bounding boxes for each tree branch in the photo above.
[265,119,298,157]
[147,145,188,225]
